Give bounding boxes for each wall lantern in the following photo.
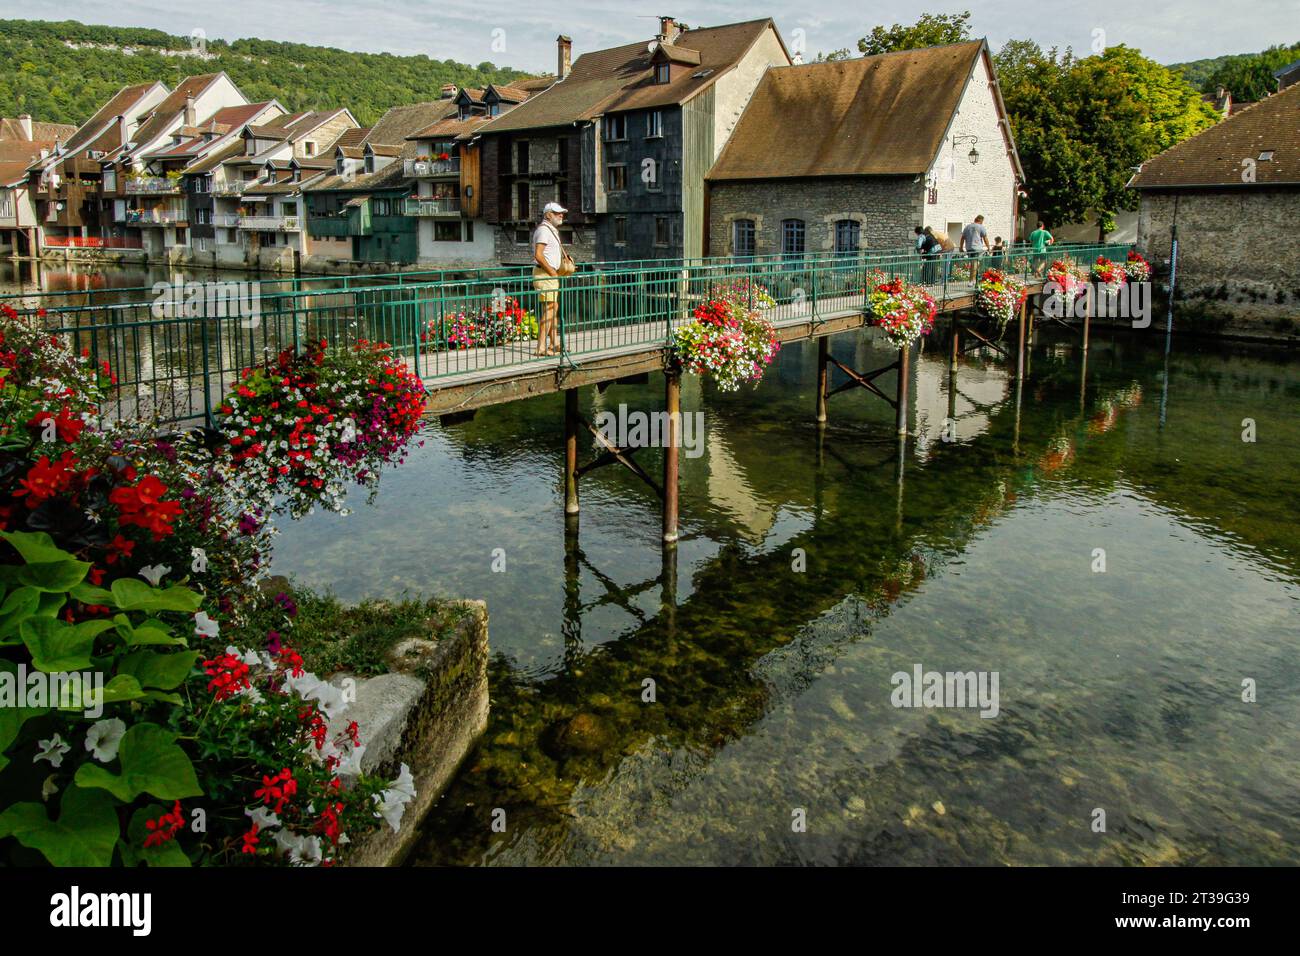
[953,134,980,166]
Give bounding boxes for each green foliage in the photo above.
[1199,43,1300,102]
[0,18,532,127]
[994,41,1219,231]
[857,11,973,56]
[0,530,203,867]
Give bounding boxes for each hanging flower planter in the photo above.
[219,339,427,518]
[975,268,1028,331]
[864,272,936,349]
[1047,259,1087,313]
[672,288,780,392]
[1123,250,1152,283]
[1090,256,1127,298]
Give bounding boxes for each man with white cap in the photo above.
[532,202,568,356]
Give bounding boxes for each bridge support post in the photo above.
[895,344,910,438]
[1016,297,1027,384]
[950,322,959,373]
[662,370,681,544]
[564,388,579,515]
[1082,287,1092,352]
[815,337,829,425]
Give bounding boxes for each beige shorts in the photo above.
[532,269,559,304]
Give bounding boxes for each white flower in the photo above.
[194,611,220,639]
[138,564,170,586]
[371,762,416,832]
[274,828,323,866]
[84,718,126,762]
[245,805,281,830]
[334,743,367,779]
[34,734,71,768]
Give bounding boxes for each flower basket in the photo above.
[864,271,936,349]
[975,268,1028,331]
[425,298,539,350]
[1124,250,1151,283]
[1046,259,1087,313]
[672,290,779,392]
[219,339,427,518]
[1090,256,1127,298]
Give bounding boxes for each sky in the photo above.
[1,0,1292,71]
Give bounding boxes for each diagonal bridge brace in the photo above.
[826,355,900,408]
[574,416,664,499]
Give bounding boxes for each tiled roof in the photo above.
[128,74,228,152]
[58,82,163,156]
[707,41,986,180]
[331,127,371,149]
[406,114,492,141]
[363,102,452,151]
[306,155,408,193]
[477,19,781,134]
[486,84,529,102]
[1129,82,1300,188]
[182,138,245,174]
[0,140,56,185]
[0,118,78,142]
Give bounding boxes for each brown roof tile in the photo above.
[58,82,163,156]
[479,19,781,134]
[0,118,78,142]
[128,74,228,151]
[707,41,985,181]
[1129,83,1300,188]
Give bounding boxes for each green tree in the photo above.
[1202,42,1300,102]
[995,41,1218,234]
[857,11,973,56]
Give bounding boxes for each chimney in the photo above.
[441,83,458,99]
[117,114,128,145]
[17,114,33,140]
[185,95,196,126]
[658,17,681,44]
[557,35,572,80]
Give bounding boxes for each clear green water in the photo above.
[12,263,1299,865]
[270,323,1300,866]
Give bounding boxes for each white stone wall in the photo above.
[416,217,496,263]
[923,53,1018,248]
[712,27,791,161]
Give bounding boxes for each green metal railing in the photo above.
[10,243,1131,425]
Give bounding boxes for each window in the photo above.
[605,114,627,141]
[781,218,805,259]
[834,219,860,255]
[373,198,391,216]
[613,216,627,245]
[434,221,460,241]
[655,216,670,247]
[282,201,298,217]
[304,142,316,157]
[606,164,627,192]
[515,228,530,244]
[655,63,671,84]
[557,138,568,173]
[516,140,529,174]
[194,237,208,252]
[1259,150,1274,161]
[516,182,530,220]
[560,228,574,244]
[732,219,755,259]
[489,103,501,117]
[647,111,663,138]
[226,229,237,243]
[464,220,473,242]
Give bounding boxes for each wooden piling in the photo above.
[1016,297,1027,383]
[564,388,579,515]
[815,336,829,425]
[662,370,681,544]
[895,345,910,438]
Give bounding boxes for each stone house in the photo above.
[705,40,1023,259]
[1129,81,1300,325]
[473,17,790,265]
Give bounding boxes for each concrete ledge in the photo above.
[333,599,489,867]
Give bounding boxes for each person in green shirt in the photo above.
[1029,221,1054,275]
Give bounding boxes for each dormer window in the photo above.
[1259,150,1274,161]
[655,63,671,84]
[304,142,316,157]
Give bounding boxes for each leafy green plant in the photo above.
[0,529,203,866]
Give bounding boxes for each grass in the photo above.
[237,582,472,678]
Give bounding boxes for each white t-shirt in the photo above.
[532,222,562,270]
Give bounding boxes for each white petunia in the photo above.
[334,743,367,779]
[34,734,71,768]
[245,805,281,830]
[371,762,416,833]
[194,611,220,639]
[84,718,126,762]
[138,564,170,586]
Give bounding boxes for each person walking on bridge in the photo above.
[532,202,570,357]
